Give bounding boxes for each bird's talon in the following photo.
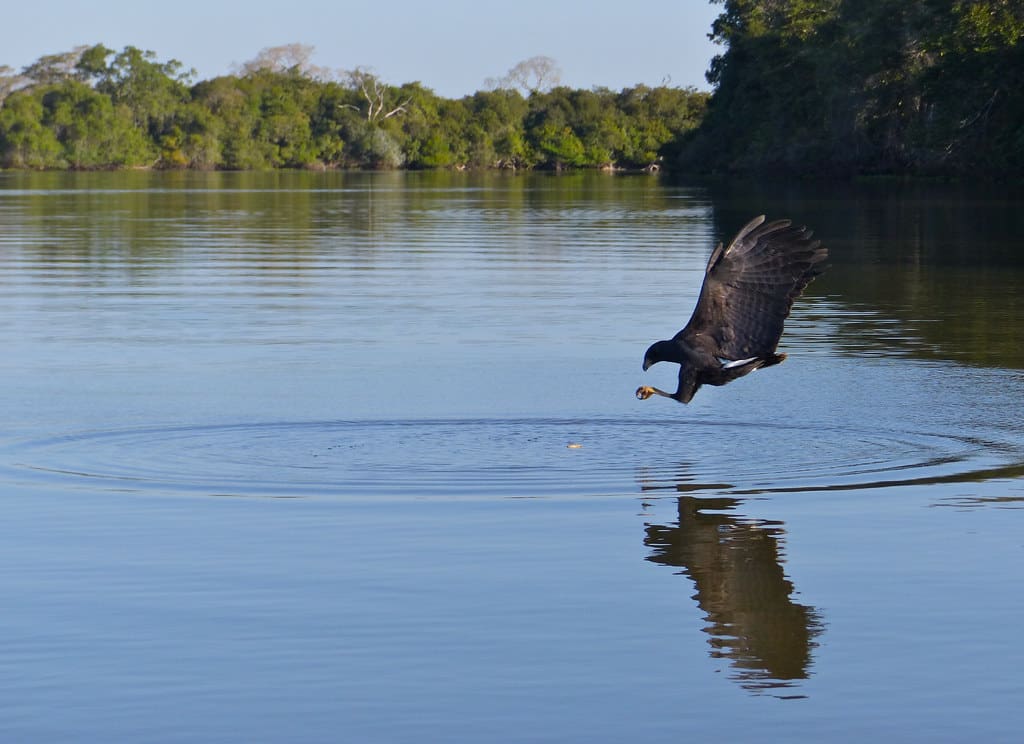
[636,386,655,400]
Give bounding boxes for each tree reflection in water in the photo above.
[643,493,823,696]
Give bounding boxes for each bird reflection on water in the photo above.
[642,491,823,696]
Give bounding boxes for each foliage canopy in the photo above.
[6,16,1020,178]
[0,45,707,171]
[678,0,1024,176]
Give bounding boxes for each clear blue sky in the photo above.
[4,1,721,97]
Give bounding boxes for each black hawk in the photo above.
[636,215,827,404]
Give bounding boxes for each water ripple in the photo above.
[2,418,1020,500]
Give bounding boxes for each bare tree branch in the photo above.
[237,43,330,79]
[340,67,412,121]
[489,56,562,94]
[0,65,29,105]
[21,46,90,85]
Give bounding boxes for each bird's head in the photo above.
[636,342,701,403]
[642,339,675,371]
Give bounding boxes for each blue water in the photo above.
[2,171,1023,742]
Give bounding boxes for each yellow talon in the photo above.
[636,386,655,400]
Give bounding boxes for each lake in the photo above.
[1,171,1023,742]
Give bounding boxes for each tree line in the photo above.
[8,5,1020,179]
[0,45,708,171]
[678,0,1024,177]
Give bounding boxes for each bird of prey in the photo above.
[636,215,827,404]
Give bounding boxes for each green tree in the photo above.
[192,75,267,169]
[96,46,193,152]
[679,0,1024,176]
[42,80,150,167]
[463,89,530,168]
[74,44,115,83]
[252,71,317,167]
[0,90,62,167]
[534,122,586,168]
[158,102,222,169]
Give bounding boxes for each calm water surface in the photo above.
[2,171,1023,742]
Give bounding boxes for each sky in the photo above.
[3,1,722,98]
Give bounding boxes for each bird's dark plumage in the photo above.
[636,215,827,404]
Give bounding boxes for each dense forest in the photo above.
[0,45,707,171]
[681,0,1024,176]
[3,1,1022,176]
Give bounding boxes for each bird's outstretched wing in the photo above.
[675,215,827,360]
